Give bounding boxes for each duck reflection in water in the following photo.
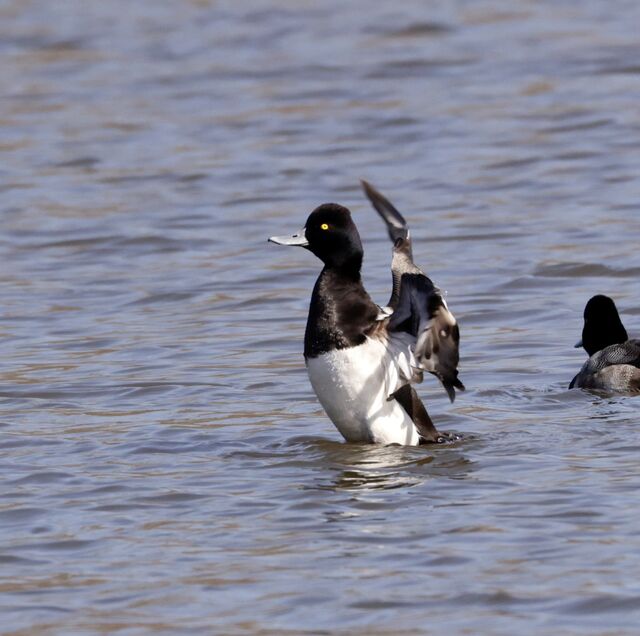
[298,438,472,492]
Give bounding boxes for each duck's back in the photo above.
[570,339,640,393]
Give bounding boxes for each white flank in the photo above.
[305,334,421,445]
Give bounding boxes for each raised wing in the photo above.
[361,179,413,309]
[361,180,464,402]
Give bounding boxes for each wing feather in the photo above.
[570,340,640,391]
[362,180,464,402]
[572,339,640,385]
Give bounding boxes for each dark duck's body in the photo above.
[570,295,640,394]
[269,182,464,445]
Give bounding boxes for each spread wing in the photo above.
[361,179,412,310]
[361,180,464,402]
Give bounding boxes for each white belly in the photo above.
[305,336,421,446]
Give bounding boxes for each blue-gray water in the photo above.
[1,1,640,634]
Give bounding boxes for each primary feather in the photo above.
[361,180,464,402]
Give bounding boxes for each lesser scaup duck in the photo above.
[269,181,464,445]
[570,294,640,393]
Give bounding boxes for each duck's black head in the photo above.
[578,294,628,356]
[269,203,363,271]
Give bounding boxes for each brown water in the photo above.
[1,1,640,634]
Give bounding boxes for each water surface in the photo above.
[1,1,640,634]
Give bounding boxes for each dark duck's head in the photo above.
[577,294,628,356]
[269,203,363,271]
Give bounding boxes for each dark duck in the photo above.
[269,181,464,445]
[570,294,640,393]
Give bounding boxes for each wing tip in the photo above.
[444,378,465,403]
[360,179,409,240]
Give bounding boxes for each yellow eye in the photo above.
[320,223,329,230]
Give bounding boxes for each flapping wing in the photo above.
[361,180,414,309]
[361,179,409,245]
[361,180,465,402]
[388,273,464,401]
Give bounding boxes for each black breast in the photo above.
[304,268,379,358]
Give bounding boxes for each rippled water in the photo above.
[1,0,640,634]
